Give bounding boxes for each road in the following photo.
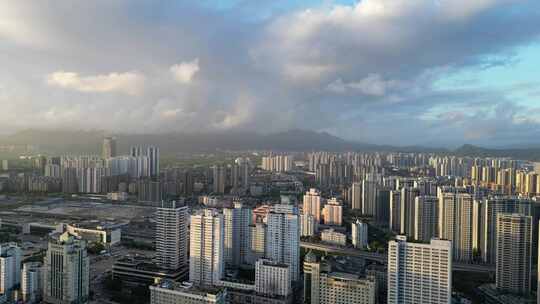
[300,241,495,273]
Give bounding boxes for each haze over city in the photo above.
[1,0,540,146]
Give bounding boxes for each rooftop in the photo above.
[153,280,223,296]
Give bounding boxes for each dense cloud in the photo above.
[0,0,539,147]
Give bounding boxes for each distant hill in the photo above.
[1,129,538,160]
[0,129,441,155]
[453,144,540,161]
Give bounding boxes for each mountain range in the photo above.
[0,129,539,161]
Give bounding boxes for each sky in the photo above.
[0,0,539,148]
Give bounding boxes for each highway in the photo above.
[300,241,495,273]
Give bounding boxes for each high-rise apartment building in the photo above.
[232,158,250,189]
[351,219,368,249]
[438,190,474,262]
[399,187,420,238]
[261,155,294,172]
[249,223,266,264]
[138,180,162,202]
[300,214,318,237]
[362,179,378,216]
[102,136,117,159]
[322,198,342,226]
[303,188,323,222]
[389,190,401,233]
[265,204,300,282]
[0,243,21,296]
[189,209,224,287]
[388,236,452,304]
[496,213,532,295]
[478,197,532,264]
[22,262,43,304]
[414,196,438,242]
[212,165,227,194]
[255,259,291,297]
[376,188,391,225]
[351,182,362,210]
[223,202,252,267]
[130,145,160,177]
[155,201,189,271]
[44,232,89,304]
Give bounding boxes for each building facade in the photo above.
[44,232,89,304]
[387,236,452,304]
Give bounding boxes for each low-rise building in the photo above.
[149,280,226,304]
[65,221,122,246]
[112,256,188,287]
[304,252,376,304]
[320,229,347,246]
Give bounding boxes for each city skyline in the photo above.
[2,1,540,303]
[0,1,539,147]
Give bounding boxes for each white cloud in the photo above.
[161,108,182,119]
[327,74,400,96]
[170,59,200,84]
[252,0,515,86]
[0,0,538,146]
[46,71,145,95]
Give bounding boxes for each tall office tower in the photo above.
[0,243,21,295]
[322,198,343,226]
[22,262,43,304]
[44,232,89,304]
[255,259,291,297]
[496,213,532,294]
[303,188,323,222]
[102,136,117,159]
[304,252,376,304]
[189,209,224,287]
[388,236,452,304]
[362,179,378,216]
[351,182,362,210]
[478,197,532,264]
[438,190,474,262]
[223,202,252,267]
[414,196,438,242]
[155,201,189,270]
[351,219,368,249]
[249,223,266,264]
[212,165,226,194]
[399,187,420,238]
[300,214,318,237]
[265,204,300,282]
[389,190,401,233]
